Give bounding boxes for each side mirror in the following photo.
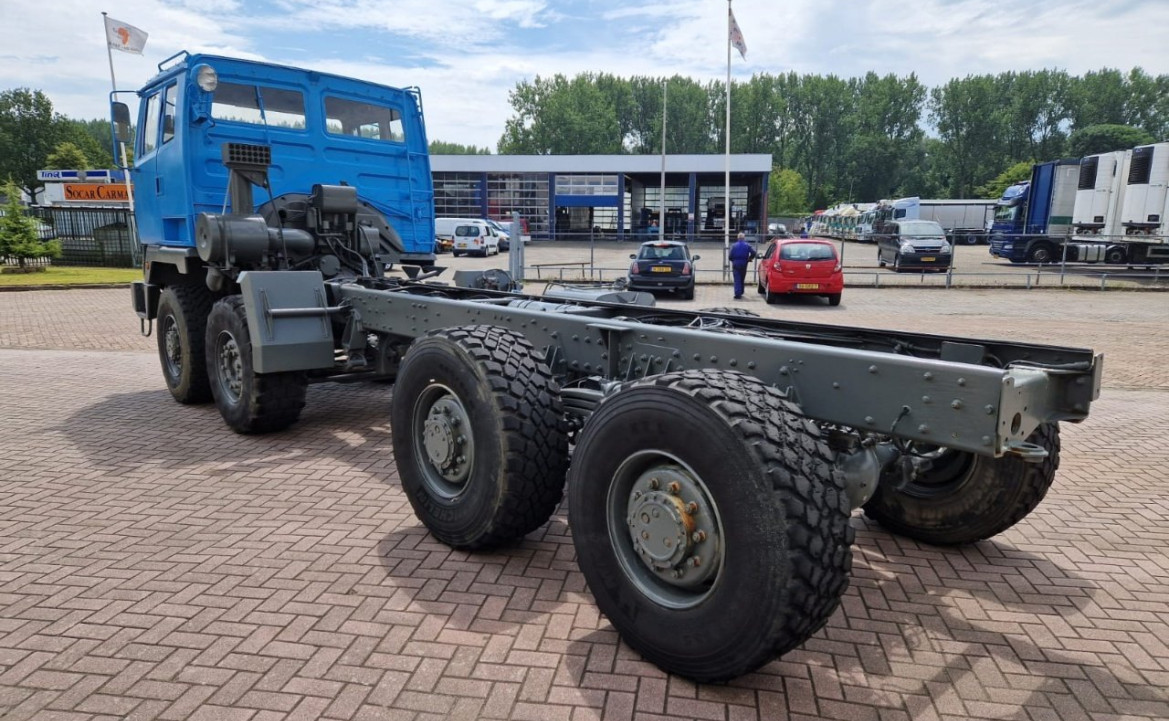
[629,254,637,259]
[691,254,701,261]
[111,102,132,143]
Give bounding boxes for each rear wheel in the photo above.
[568,370,853,682]
[764,279,776,304]
[826,293,841,306]
[390,326,569,549]
[863,423,1060,545]
[157,284,214,404]
[205,296,308,434]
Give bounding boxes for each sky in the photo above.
[3,0,1168,151]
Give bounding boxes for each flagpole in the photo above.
[659,78,667,242]
[724,0,732,280]
[102,11,140,265]
[102,12,118,93]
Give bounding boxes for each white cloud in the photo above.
[2,0,1167,149]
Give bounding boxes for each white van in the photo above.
[437,217,509,250]
[451,222,501,256]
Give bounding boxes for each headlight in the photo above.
[939,242,952,253]
[900,242,915,254]
[194,64,218,92]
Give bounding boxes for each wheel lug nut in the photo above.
[691,531,706,543]
[456,455,466,464]
[691,556,702,567]
[667,482,680,494]
[672,569,685,579]
[641,531,649,540]
[649,478,660,490]
[640,513,650,523]
[686,502,698,514]
[633,491,642,499]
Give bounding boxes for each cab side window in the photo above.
[161,83,177,145]
[762,242,777,259]
[140,91,161,157]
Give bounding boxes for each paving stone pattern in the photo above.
[0,285,1167,720]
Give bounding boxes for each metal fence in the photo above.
[27,206,138,268]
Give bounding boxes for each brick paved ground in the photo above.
[1,285,1167,720]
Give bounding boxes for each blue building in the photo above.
[430,154,773,241]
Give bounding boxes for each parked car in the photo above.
[484,219,511,251]
[627,240,699,300]
[451,223,500,257]
[756,238,843,306]
[877,219,952,271]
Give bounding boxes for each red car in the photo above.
[756,238,844,306]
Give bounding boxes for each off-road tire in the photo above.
[157,284,214,404]
[205,296,308,434]
[567,370,854,682]
[863,423,1060,545]
[391,326,569,549]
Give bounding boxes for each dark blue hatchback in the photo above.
[627,241,699,300]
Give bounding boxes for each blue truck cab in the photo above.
[118,52,439,410]
[988,159,1079,263]
[123,52,435,272]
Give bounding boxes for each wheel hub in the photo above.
[217,334,243,401]
[420,396,471,484]
[163,319,181,373]
[625,466,720,589]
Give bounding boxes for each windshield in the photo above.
[779,243,837,261]
[898,220,945,237]
[994,204,1020,223]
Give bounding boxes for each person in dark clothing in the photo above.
[728,232,757,299]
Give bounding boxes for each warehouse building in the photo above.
[430,154,773,241]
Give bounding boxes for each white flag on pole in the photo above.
[729,8,747,60]
[105,16,148,55]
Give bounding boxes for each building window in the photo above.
[434,173,482,218]
[487,173,549,237]
[555,174,619,196]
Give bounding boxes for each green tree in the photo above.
[973,161,1034,199]
[769,167,808,215]
[0,88,61,200]
[0,181,61,268]
[58,119,115,168]
[1067,124,1155,157]
[429,141,491,154]
[46,141,89,170]
[929,76,1008,197]
[498,74,621,154]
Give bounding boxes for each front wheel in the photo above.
[1027,243,1055,264]
[205,296,308,434]
[390,326,569,549]
[156,285,214,404]
[863,423,1060,545]
[567,370,853,682]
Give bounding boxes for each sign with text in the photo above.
[62,183,133,203]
